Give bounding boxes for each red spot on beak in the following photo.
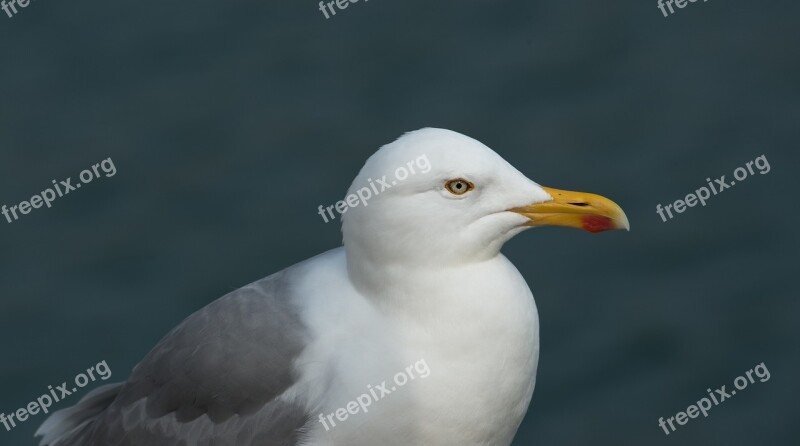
[581,215,614,233]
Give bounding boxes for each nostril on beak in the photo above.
[568,202,589,207]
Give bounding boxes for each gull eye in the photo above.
[444,178,475,196]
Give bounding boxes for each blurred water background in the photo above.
[0,0,798,444]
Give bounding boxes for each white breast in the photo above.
[296,250,539,446]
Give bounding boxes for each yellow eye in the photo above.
[445,178,475,195]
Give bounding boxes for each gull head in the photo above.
[341,128,629,268]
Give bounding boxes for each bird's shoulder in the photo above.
[114,266,310,423]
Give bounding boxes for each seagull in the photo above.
[36,128,629,446]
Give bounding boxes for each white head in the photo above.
[341,128,628,274]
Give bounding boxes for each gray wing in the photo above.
[37,270,312,446]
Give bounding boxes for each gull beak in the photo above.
[510,187,630,233]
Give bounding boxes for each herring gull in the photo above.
[36,128,629,446]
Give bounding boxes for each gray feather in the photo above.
[37,270,312,446]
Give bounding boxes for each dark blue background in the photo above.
[1,0,798,444]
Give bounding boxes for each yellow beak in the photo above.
[510,187,630,233]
